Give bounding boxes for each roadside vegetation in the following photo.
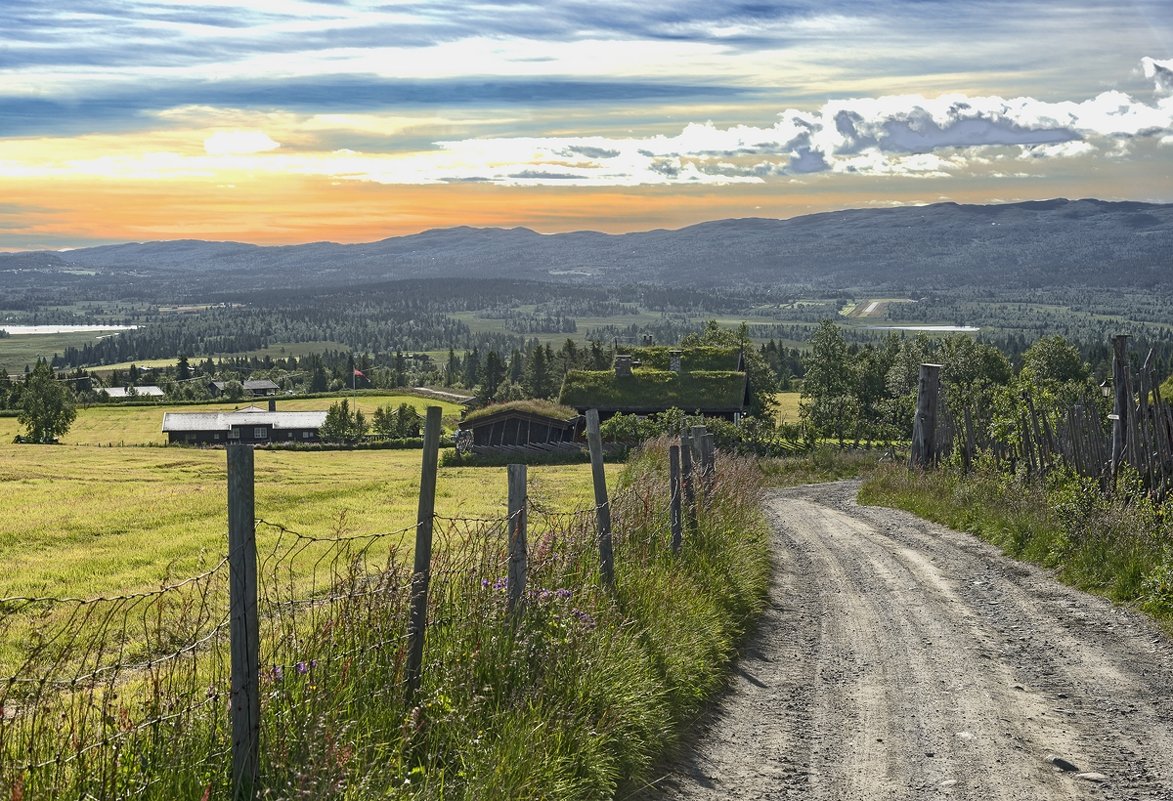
[1,439,770,800]
[860,463,1173,630]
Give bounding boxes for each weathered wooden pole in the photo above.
[679,431,698,533]
[961,404,975,475]
[585,409,615,589]
[405,405,443,704]
[227,445,259,801]
[910,364,942,469]
[668,445,683,553]
[506,463,527,613]
[1111,335,1130,478]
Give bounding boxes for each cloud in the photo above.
[1143,57,1173,95]
[204,130,281,156]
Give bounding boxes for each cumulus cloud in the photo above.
[1143,57,1173,95]
[398,58,1173,185]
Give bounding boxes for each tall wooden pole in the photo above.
[585,409,614,589]
[227,445,259,801]
[1111,335,1129,478]
[679,431,698,533]
[506,464,528,613]
[669,445,683,553]
[910,364,942,469]
[405,406,443,704]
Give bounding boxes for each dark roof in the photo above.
[559,368,749,413]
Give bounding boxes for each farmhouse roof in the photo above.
[559,368,749,414]
[101,385,165,398]
[460,400,580,429]
[161,408,327,432]
[625,345,744,372]
[210,379,280,391]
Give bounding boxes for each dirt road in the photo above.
[635,482,1173,800]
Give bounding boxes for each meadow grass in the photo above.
[1,438,770,800]
[859,462,1173,630]
[0,443,613,600]
[773,390,801,423]
[0,392,464,446]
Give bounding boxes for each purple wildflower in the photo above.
[270,665,284,682]
[570,608,596,629]
[555,588,572,600]
[295,661,309,675]
[492,577,509,591]
[480,578,491,589]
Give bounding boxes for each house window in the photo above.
[215,433,222,441]
[303,431,312,439]
[229,429,241,439]
[254,427,268,439]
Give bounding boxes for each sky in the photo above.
[1,0,1171,251]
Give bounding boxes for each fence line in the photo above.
[0,412,716,800]
[917,336,1173,501]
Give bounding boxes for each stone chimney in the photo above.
[669,349,683,373]
[642,334,654,346]
[268,398,277,412]
[615,354,633,378]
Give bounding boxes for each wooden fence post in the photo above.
[507,464,527,613]
[679,431,698,533]
[910,363,942,469]
[1111,334,1130,479]
[227,445,259,801]
[701,433,716,484]
[405,406,443,705]
[585,409,615,589]
[669,445,683,553]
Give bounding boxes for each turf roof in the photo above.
[559,368,748,412]
[461,399,580,425]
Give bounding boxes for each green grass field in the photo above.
[0,396,615,600]
[775,390,801,423]
[0,444,612,599]
[0,392,465,446]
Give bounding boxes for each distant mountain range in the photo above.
[3,198,1171,293]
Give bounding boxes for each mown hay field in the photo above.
[0,392,464,446]
[0,396,616,600]
[775,390,801,423]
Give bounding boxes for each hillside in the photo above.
[2,198,1170,293]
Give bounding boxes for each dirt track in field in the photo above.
[634,481,1173,801]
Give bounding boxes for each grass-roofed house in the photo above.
[559,345,751,421]
[457,400,582,453]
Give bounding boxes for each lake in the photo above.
[0,324,138,335]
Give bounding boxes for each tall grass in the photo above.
[2,439,770,799]
[859,461,1173,629]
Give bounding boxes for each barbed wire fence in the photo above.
[0,407,721,800]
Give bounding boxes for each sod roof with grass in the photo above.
[626,345,744,372]
[461,399,580,425]
[559,368,749,414]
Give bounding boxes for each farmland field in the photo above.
[0,396,616,601]
[775,390,801,423]
[0,442,615,601]
[0,392,465,446]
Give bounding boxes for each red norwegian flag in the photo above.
[353,369,365,378]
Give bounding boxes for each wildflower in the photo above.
[296,661,309,675]
[492,577,509,591]
[480,578,490,589]
[270,665,284,682]
[570,608,596,629]
[555,588,572,600]
[538,589,553,602]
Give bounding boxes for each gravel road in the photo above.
[634,481,1173,801]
